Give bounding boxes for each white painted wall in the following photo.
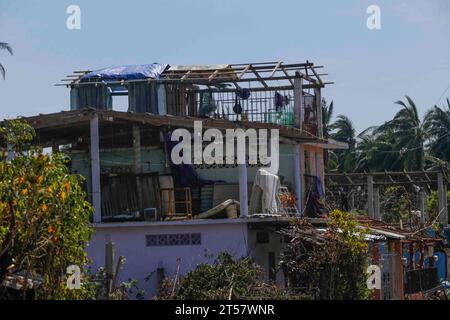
[86,220,250,298]
[247,229,286,286]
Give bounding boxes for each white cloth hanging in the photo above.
[249,169,280,214]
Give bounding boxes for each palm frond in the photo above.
[0,63,5,80]
[0,42,13,55]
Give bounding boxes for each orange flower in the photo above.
[48,225,55,234]
[41,203,49,213]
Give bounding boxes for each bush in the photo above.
[280,210,371,300]
[156,252,287,300]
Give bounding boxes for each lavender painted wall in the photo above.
[86,220,250,298]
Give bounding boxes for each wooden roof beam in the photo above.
[251,66,269,88]
[237,64,251,80]
[269,61,282,78]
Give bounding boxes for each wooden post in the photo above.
[293,144,302,215]
[428,245,435,268]
[294,74,303,131]
[374,187,380,221]
[367,175,374,219]
[408,243,414,271]
[90,114,102,223]
[239,164,248,218]
[133,126,143,214]
[395,241,405,300]
[105,241,115,299]
[438,173,448,226]
[132,126,141,173]
[371,243,381,300]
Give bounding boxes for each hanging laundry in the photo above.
[275,92,284,111]
[236,88,251,100]
[233,95,243,115]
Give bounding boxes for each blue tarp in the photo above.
[81,63,169,82]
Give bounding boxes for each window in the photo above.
[256,232,270,244]
[146,233,202,247]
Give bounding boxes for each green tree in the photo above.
[0,42,13,80]
[354,126,403,172]
[377,96,426,170]
[280,210,370,300]
[329,115,357,172]
[424,99,450,163]
[322,98,334,138]
[0,119,94,299]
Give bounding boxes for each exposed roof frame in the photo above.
[58,61,331,90]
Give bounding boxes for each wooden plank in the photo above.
[269,62,282,78]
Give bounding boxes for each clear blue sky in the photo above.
[0,0,449,132]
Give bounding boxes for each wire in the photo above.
[435,83,450,107]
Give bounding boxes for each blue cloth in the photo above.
[81,63,169,82]
[317,176,325,198]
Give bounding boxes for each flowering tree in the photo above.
[0,120,93,299]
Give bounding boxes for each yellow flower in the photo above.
[64,180,71,194]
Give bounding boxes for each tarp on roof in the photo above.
[81,63,169,82]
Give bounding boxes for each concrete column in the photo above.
[239,164,248,218]
[367,175,374,219]
[419,191,426,223]
[374,187,380,221]
[349,190,355,211]
[90,114,102,223]
[293,144,302,215]
[314,87,323,138]
[6,144,14,161]
[438,173,448,226]
[294,74,303,130]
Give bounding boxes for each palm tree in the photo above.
[322,98,334,138]
[322,99,334,171]
[376,96,426,170]
[330,115,356,149]
[0,42,13,80]
[329,115,357,172]
[354,126,402,172]
[424,98,450,162]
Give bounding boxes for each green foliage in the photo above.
[66,267,146,300]
[424,100,450,163]
[156,252,287,300]
[426,190,450,225]
[0,42,13,80]
[280,210,371,300]
[0,120,94,300]
[326,95,449,173]
[381,186,412,223]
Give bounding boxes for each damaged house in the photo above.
[17,61,349,296]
